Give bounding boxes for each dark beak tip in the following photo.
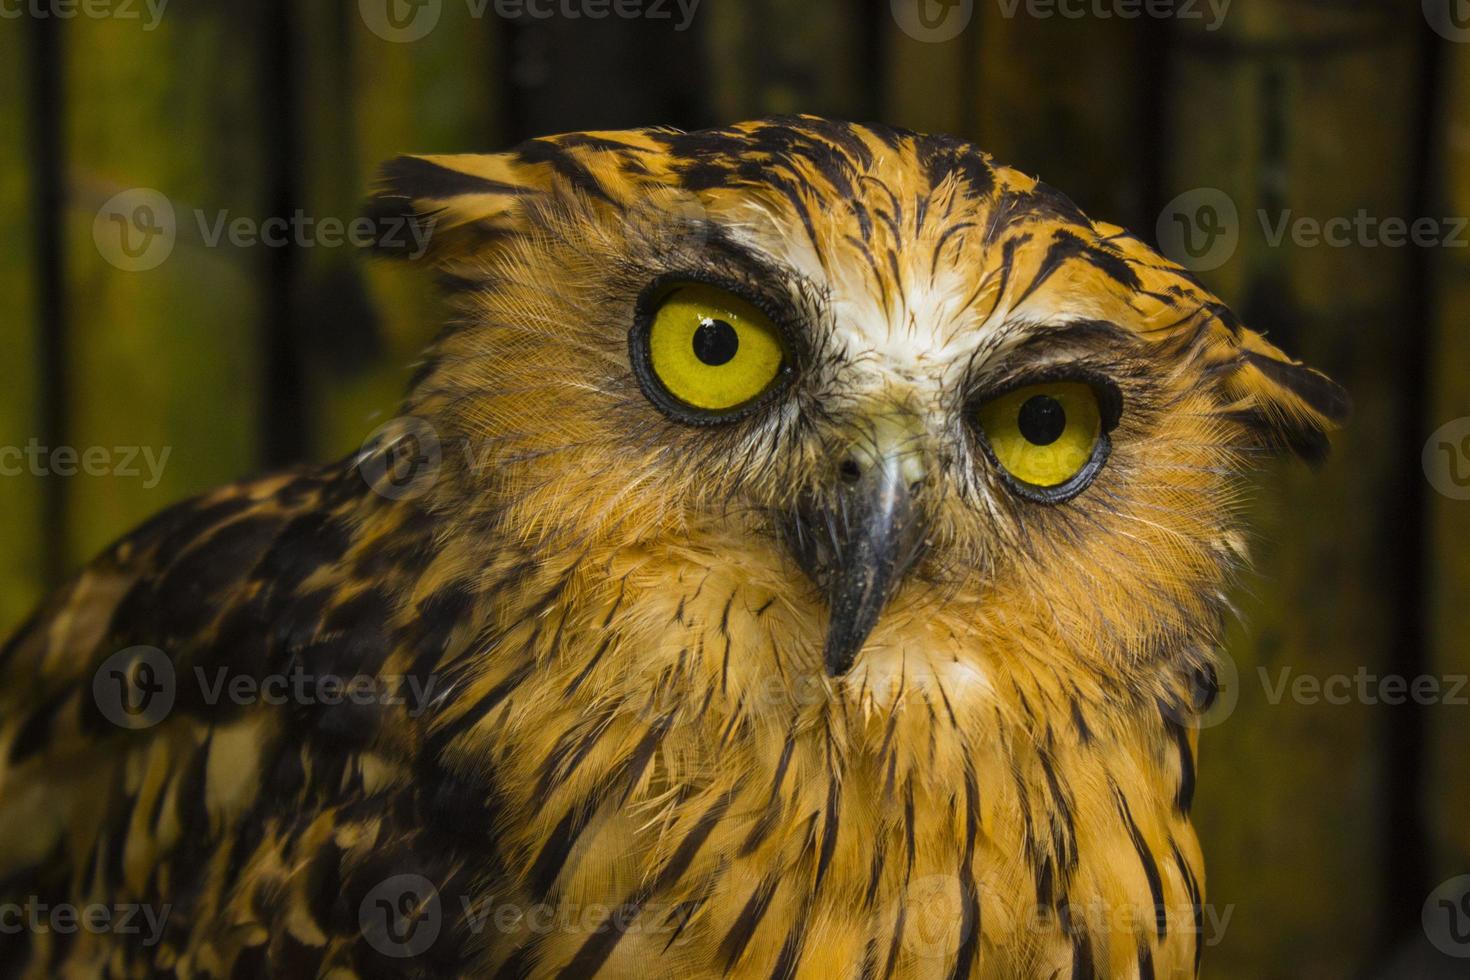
[823,640,859,677]
[789,442,933,678]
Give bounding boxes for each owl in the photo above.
[0,116,1346,979]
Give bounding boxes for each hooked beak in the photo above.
[784,414,933,676]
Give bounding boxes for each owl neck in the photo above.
[411,533,1211,977]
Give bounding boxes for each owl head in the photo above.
[366,116,1346,724]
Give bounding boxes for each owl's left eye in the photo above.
[974,380,1115,501]
[632,282,791,421]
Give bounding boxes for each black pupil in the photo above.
[1017,395,1067,446]
[692,318,739,366]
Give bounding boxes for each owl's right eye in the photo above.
[631,282,792,422]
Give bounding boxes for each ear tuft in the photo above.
[363,152,550,265]
[1239,349,1352,423]
[378,155,535,201]
[1224,332,1350,464]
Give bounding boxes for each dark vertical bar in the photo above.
[1240,64,1295,344]
[856,0,885,122]
[1136,17,1172,233]
[960,17,979,140]
[500,13,708,140]
[258,0,307,468]
[29,13,67,584]
[497,13,532,143]
[1374,16,1444,963]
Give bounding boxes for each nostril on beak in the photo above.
[793,417,934,675]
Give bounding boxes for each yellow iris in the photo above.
[646,284,786,412]
[977,381,1102,489]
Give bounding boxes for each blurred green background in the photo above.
[1,1,1468,976]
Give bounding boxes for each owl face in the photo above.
[377,117,1345,717]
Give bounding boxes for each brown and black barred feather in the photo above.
[0,117,1344,979]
